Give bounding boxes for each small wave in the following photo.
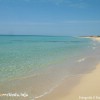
[77,57,86,63]
[35,92,48,99]
[34,85,58,99]
[92,47,96,50]
[93,43,96,46]
[34,89,54,99]
[33,73,86,100]
[34,81,62,99]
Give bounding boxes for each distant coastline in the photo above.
[80,36,100,41]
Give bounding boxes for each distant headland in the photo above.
[80,36,100,41]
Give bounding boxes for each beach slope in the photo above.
[61,63,100,100]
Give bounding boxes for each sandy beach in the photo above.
[0,36,100,100]
[39,63,100,100]
[37,37,100,100]
[0,0,100,99]
[81,36,100,42]
[62,63,100,100]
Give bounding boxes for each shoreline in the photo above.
[38,63,100,100]
[80,36,100,42]
[63,63,100,100]
[0,36,100,100]
[38,37,100,100]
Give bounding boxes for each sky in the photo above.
[0,0,100,36]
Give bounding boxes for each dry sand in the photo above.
[62,63,100,100]
[81,36,100,42]
[39,37,100,100]
[39,63,100,100]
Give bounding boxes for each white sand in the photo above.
[61,63,100,100]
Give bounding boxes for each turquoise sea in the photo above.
[0,35,100,100]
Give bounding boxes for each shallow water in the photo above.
[0,35,100,100]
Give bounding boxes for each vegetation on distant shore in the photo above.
[80,36,100,37]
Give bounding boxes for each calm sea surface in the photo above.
[0,35,100,99]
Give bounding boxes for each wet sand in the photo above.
[0,36,100,100]
[63,63,100,100]
[39,63,100,100]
